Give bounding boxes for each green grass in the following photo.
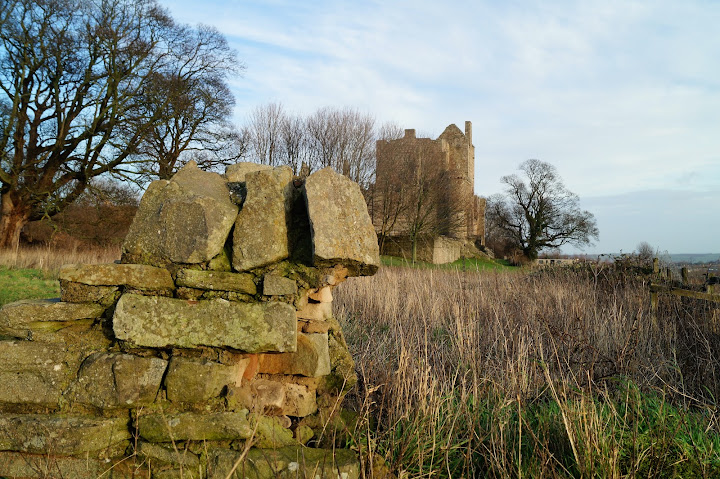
[381,255,514,271]
[0,266,60,307]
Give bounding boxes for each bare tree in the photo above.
[0,0,241,247]
[245,102,285,167]
[279,113,308,175]
[488,159,598,260]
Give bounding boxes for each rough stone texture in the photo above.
[230,379,317,418]
[299,319,330,334]
[225,162,272,182]
[305,167,380,275]
[251,414,296,449]
[59,281,121,306]
[113,294,296,352]
[233,167,293,271]
[73,352,167,408]
[258,333,330,377]
[0,452,147,479]
[0,339,101,406]
[137,411,253,442]
[122,162,238,265]
[136,441,200,468]
[296,301,332,321]
[176,269,257,295]
[208,446,360,479]
[59,263,174,290]
[320,317,358,395]
[308,286,333,303]
[0,414,130,455]
[0,299,104,339]
[262,274,298,296]
[164,356,240,403]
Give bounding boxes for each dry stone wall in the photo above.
[0,162,379,479]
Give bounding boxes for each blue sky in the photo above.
[163,0,720,255]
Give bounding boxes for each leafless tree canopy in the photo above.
[0,0,241,247]
[488,159,598,260]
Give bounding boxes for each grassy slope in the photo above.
[0,266,60,307]
[381,254,514,271]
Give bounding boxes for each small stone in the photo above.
[258,333,331,378]
[164,356,240,403]
[296,302,332,321]
[136,442,200,468]
[308,286,333,303]
[251,413,296,449]
[0,299,104,339]
[137,411,253,442]
[176,269,257,295]
[294,425,314,445]
[300,319,330,334]
[263,274,298,296]
[224,162,272,182]
[59,281,120,306]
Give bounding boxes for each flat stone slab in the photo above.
[137,411,253,442]
[233,166,293,271]
[262,274,297,296]
[208,446,359,479]
[259,333,330,377]
[0,414,130,455]
[122,161,238,265]
[164,356,240,403]
[0,299,105,339]
[113,294,296,352]
[176,269,257,294]
[59,263,174,290]
[304,167,380,276]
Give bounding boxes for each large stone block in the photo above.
[0,339,97,406]
[137,411,253,442]
[176,269,257,295]
[207,446,360,479]
[0,299,104,339]
[122,161,238,265]
[225,162,273,182]
[113,294,296,352]
[73,352,167,408]
[59,263,174,290]
[0,452,147,479]
[258,333,330,377]
[262,274,297,296]
[164,356,240,403]
[304,167,380,276]
[0,414,130,455]
[233,166,294,271]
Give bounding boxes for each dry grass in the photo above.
[335,266,720,478]
[0,245,121,276]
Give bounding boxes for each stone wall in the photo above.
[0,162,379,479]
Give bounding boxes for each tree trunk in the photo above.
[411,234,417,264]
[0,191,31,249]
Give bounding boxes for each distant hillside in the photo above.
[667,253,720,264]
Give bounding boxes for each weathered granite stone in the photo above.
[0,339,103,406]
[164,356,240,403]
[0,299,104,339]
[207,446,360,479]
[233,167,293,271]
[0,414,130,455]
[304,167,380,275]
[137,411,253,442]
[122,161,238,265]
[59,263,174,290]
[176,269,257,295]
[258,333,330,377]
[262,274,297,296]
[225,162,272,182]
[59,281,120,306]
[113,294,296,352]
[73,352,167,408]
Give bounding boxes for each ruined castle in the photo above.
[373,121,485,263]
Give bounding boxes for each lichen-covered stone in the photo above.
[258,333,330,377]
[225,162,272,182]
[0,452,147,479]
[136,441,200,468]
[113,294,296,352]
[319,317,358,395]
[207,446,360,479]
[0,339,104,406]
[262,274,297,296]
[0,414,130,455]
[59,263,174,290]
[176,269,257,295]
[164,356,240,403]
[73,352,167,408]
[233,167,293,271]
[0,299,104,339]
[122,162,238,265]
[304,167,380,275]
[137,411,253,442]
[250,414,296,449]
[59,281,121,306]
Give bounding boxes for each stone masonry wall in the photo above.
[0,162,379,479]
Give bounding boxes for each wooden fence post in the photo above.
[681,267,688,284]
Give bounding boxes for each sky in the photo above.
[162,0,720,255]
